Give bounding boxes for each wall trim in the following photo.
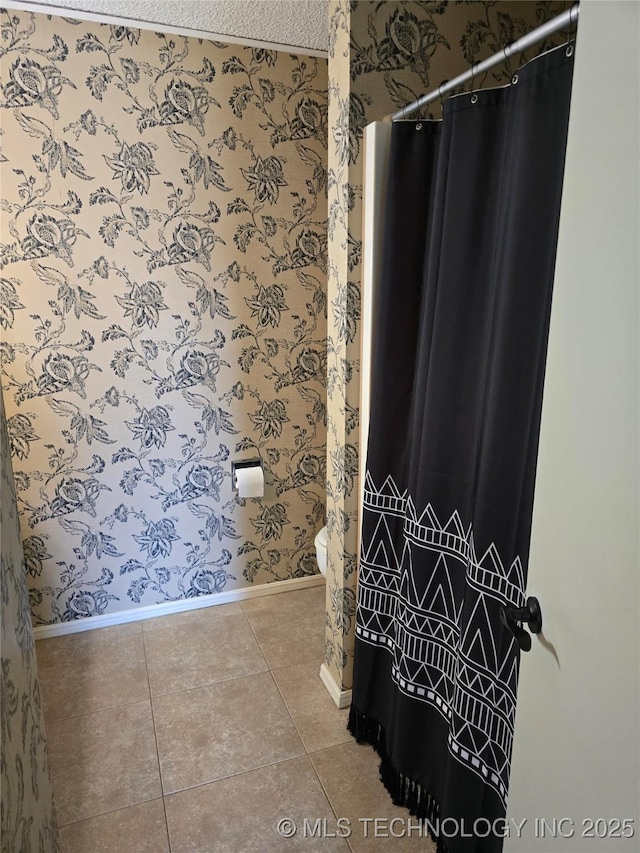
[3,0,328,57]
[33,574,325,639]
[319,662,352,709]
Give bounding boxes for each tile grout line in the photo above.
[141,628,173,853]
[306,745,360,852]
[55,797,165,832]
[305,751,351,851]
[240,594,328,673]
[244,599,306,732]
[43,694,155,727]
[122,608,271,702]
[238,605,272,672]
[241,599,326,756]
[45,660,314,724]
[147,664,271,701]
[161,751,309,798]
[270,664,310,754]
[246,590,354,850]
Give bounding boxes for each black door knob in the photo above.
[499,596,543,652]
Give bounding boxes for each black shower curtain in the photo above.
[348,44,574,853]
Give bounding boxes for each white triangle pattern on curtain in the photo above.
[357,471,526,808]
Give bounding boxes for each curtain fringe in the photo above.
[347,705,451,853]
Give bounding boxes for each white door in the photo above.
[505,2,640,850]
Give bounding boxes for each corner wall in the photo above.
[0,389,58,850]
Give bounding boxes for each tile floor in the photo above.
[37,585,434,852]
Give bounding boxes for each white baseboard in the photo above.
[33,574,325,639]
[319,662,352,710]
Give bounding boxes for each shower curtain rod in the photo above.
[390,4,579,120]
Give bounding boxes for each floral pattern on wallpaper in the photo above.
[324,0,571,688]
[1,390,58,852]
[0,9,328,624]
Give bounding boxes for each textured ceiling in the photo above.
[13,0,329,51]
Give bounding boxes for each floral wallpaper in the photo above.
[324,0,572,691]
[0,8,328,625]
[1,389,58,852]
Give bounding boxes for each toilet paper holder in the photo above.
[231,457,263,492]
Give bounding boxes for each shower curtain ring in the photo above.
[470,64,478,104]
[565,7,576,56]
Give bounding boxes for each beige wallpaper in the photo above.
[0,8,328,624]
[0,389,58,851]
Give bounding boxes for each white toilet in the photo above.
[314,526,327,577]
